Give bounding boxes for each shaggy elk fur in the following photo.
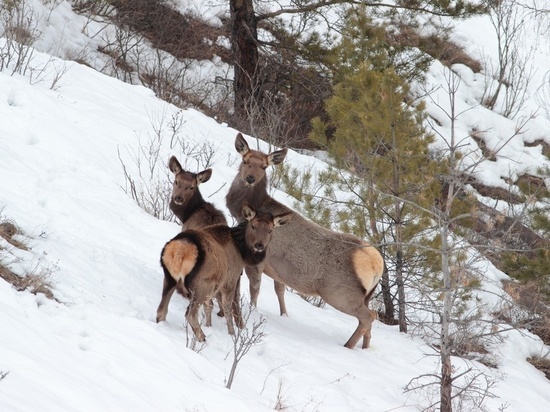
[168,156,227,231]
[156,204,291,342]
[226,133,385,349]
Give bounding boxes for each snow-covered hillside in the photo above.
[1,1,550,411]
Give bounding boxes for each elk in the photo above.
[168,156,227,231]
[156,204,291,342]
[226,133,385,349]
[159,156,228,323]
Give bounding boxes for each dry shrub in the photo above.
[530,316,550,346]
[0,264,55,300]
[111,0,226,62]
[515,173,550,198]
[503,280,550,345]
[1,215,56,300]
[527,355,550,380]
[504,280,547,314]
[0,220,29,251]
[296,292,326,309]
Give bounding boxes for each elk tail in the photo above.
[160,232,205,295]
[352,244,385,301]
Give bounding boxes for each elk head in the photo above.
[235,133,287,187]
[241,203,292,253]
[168,156,212,206]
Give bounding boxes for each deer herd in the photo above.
[156,133,385,349]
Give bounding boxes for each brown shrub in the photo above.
[527,355,550,380]
[0,220,27,250]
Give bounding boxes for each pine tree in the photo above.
[309,11,444,330]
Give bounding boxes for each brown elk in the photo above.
[156,204,292,341]
[168,156,227,231]
[159,156,228,323]
[226,133,385,349]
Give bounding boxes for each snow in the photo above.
[1,1,550,411]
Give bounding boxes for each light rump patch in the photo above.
[162,240,199,282]
[352,245,384,293]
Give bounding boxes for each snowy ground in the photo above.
[1,1,550,411]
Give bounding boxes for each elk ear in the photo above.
[196,169,212,185]
[235,133,250,156]
[268,148,288,166]
[241,203,256,221]
[168,156,183,175]
[273,211,292,227]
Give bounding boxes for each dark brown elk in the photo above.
[226,133,385,349]
[168,156,227,231]
[159,156,228,323]
[156,204,291,341]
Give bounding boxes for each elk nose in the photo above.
[174,195,183,203]
[254,243,264,252]
[246,175,256,184]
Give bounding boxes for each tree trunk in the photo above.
[440,222,453,412]
[379,264,395,322]
[395,247,407,333]
[229,0,259,119]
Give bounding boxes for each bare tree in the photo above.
[117,108,221,221]
[225,299,267,389]
[482,0,536,118]
[0,0,39,75]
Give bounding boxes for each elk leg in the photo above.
[185,294,207,342]
[232,276,244,329]
[156,272,177,323]
[344,306,376,349]
[245,264,262,307]
[264,264,288,316]
[204,298,214,327]
[216,290,225,317]
[220,289,235,335]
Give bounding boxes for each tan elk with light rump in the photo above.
[157,203,292,342]
[157,156,228,324]
[226,133,385,349]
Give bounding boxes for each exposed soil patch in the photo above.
[470,129,497,161]
[462,174,523,204]
[525,139,550,159]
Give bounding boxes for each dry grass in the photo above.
[0,220,27,250]
[0,264,55,299]
[0,215,56,300]
[502,280,550,347]
[515,173,550,198]
[503,280,547,316]
[527,355,550,380]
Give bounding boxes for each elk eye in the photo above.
[190,186,195,190]
[261,165,267,170]
[251,224,256,230]
[269,229,273,234]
